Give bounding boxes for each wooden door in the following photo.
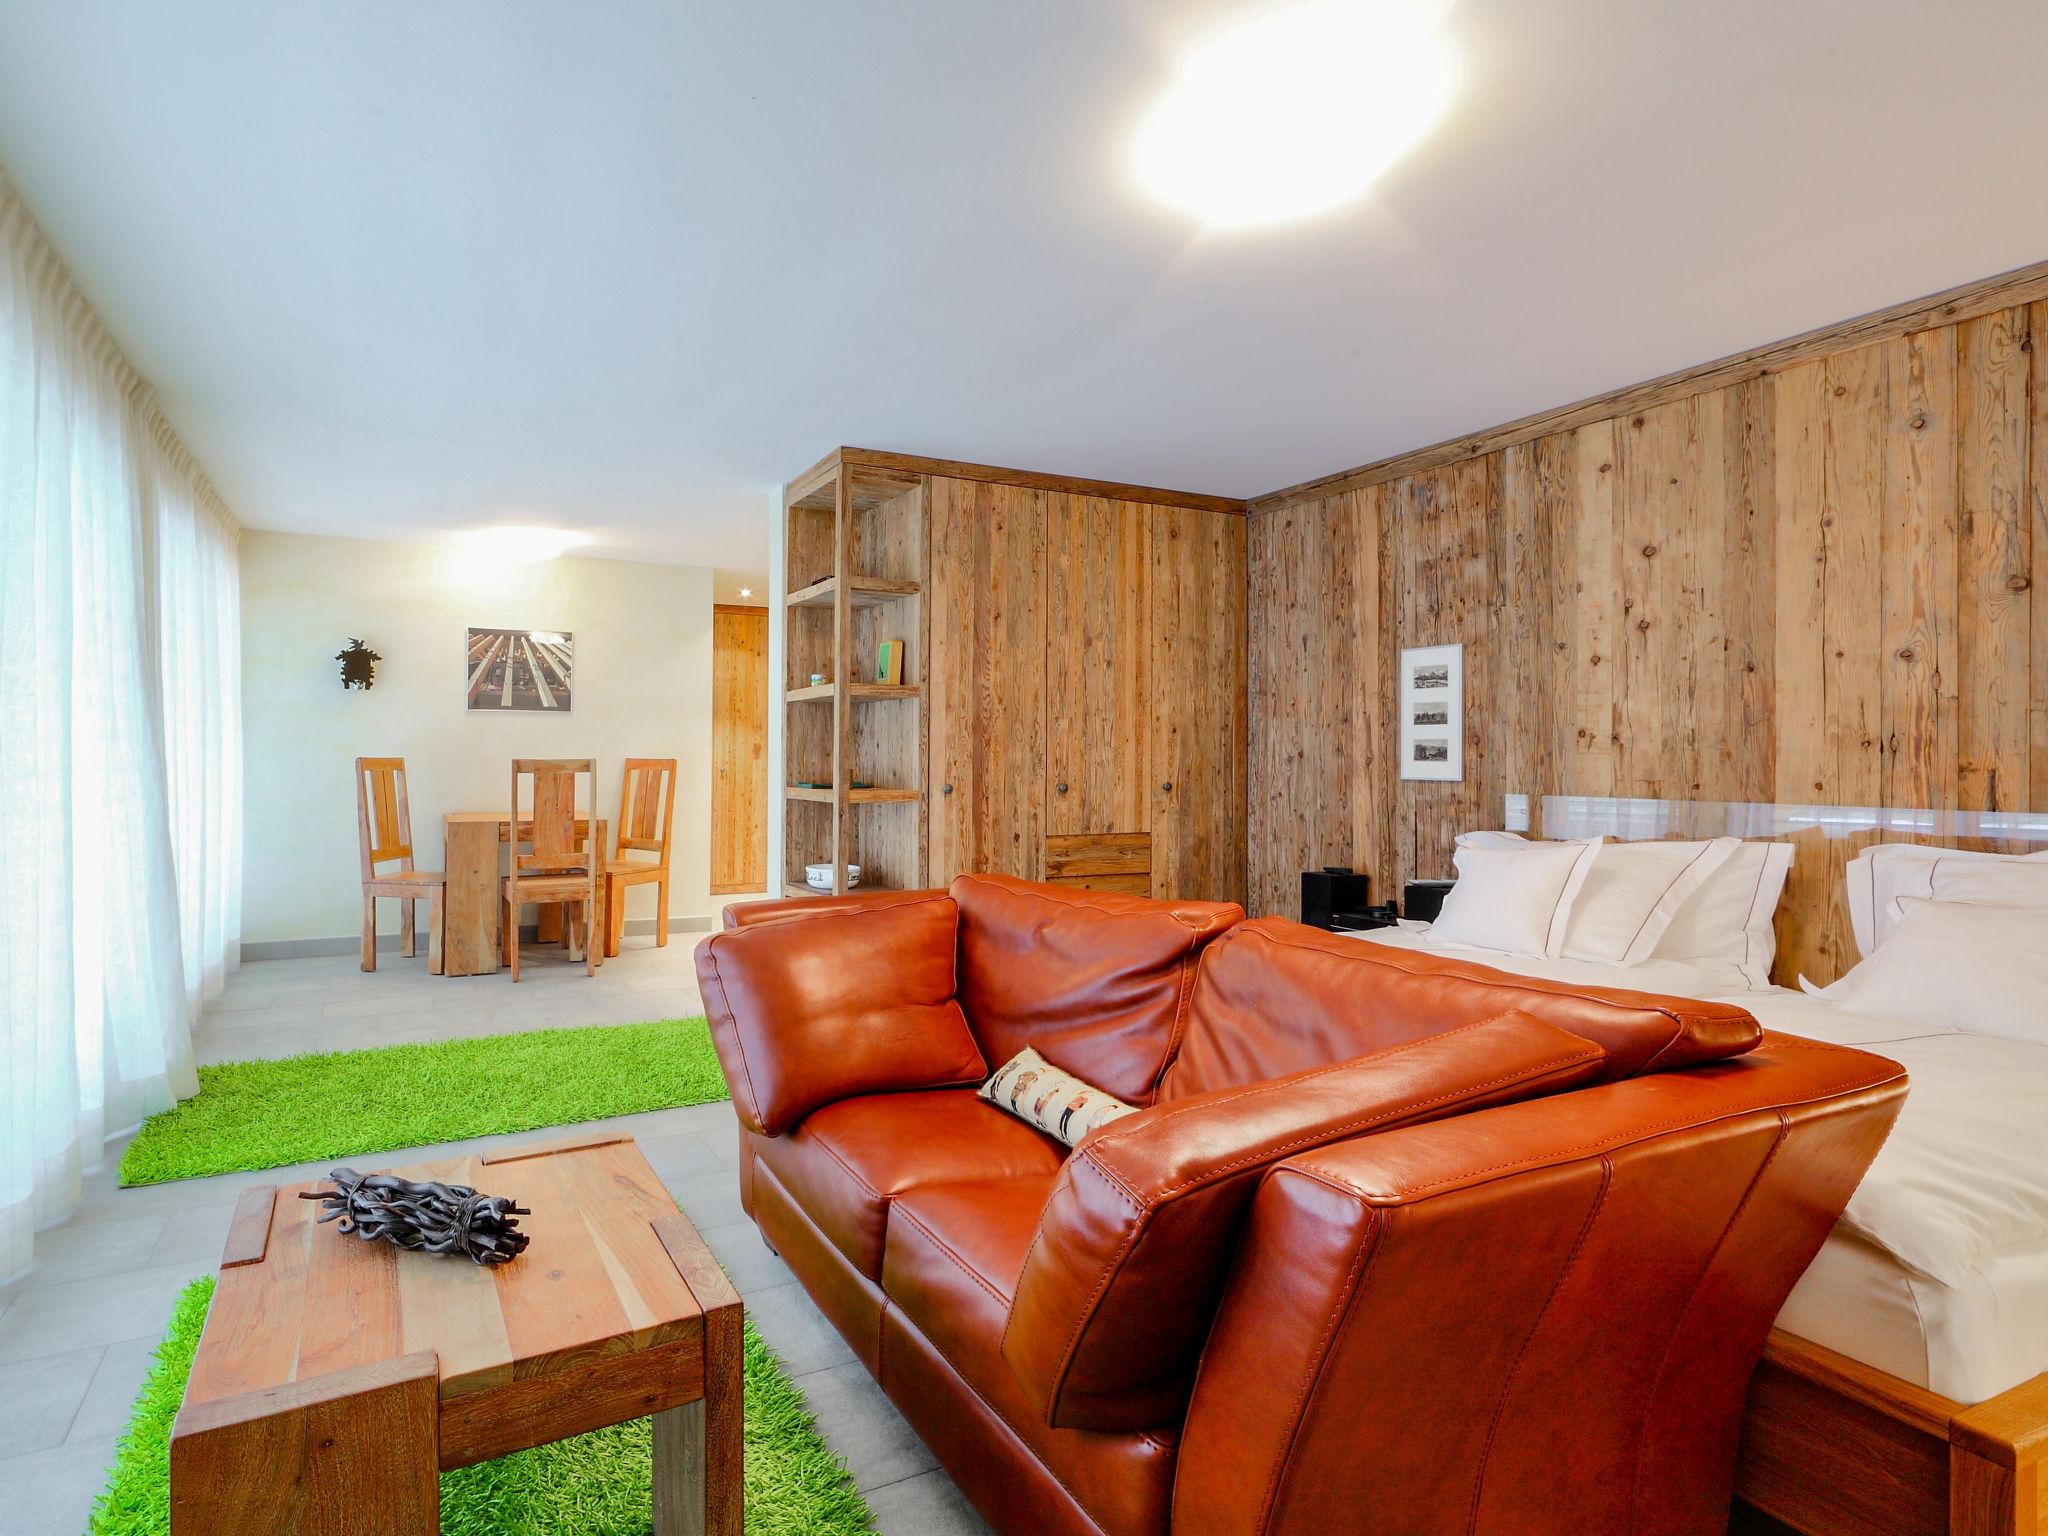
[928,477,1047,883]
[1046,495,1154,834]
[1044,495,1154,891]
[1149,505,1248,904]
[711,604,769,894]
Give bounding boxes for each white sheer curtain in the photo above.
[0,175,241,1282]
[140,396,245,1012]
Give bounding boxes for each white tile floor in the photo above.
[0,929,991,1536]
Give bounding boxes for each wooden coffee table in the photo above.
[169,1134,741,1535]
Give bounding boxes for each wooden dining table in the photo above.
[440,812,609,977]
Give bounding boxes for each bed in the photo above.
[1341,921,2048,1536]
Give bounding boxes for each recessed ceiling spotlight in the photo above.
[1133,0,1457,229]
[739,587,753,598]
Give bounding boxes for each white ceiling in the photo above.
[3,1,2045,578]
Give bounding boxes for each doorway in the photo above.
[710,603,769,894]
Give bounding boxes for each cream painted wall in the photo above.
[241,530,731,945]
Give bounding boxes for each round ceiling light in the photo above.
[1132,0,1457,230]
[467,526,585,564]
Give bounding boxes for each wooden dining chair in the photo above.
[502,757,599,981]
[604,758,678,957]
[355,757,445,974]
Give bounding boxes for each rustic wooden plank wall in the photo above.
[1248,304,2048,985]
[928,475,1247,902]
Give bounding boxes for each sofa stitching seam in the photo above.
[1623,1109,1790,1521]
[700,940,763,1129]
[1038,1154,1150,1414]
[1138,1048,1605,1203]
[910,1319,1157,1528]
[1320,1064,1903,1200]
[1092,1014,1527,1158]
[1466,1154,1613,1533]
[1090,1013,1601,1168]
[1255,1195,1384,1536]
[1146,935,1207,1104]
[811,1134,886,1203]
[893,1202,1012,1311]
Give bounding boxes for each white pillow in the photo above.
[1430,839,1602,958]
[1652,841,1794,991]
[1562,838,1740,965]
[1805,898,2048,1043]
[1453,832,1746,970]
[1850,845,2048,956]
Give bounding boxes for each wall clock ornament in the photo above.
[336,637,381,690]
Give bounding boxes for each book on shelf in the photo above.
[876,638,905,686]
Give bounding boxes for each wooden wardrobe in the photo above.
[783,449,1248,908]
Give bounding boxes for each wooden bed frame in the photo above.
[1738,1330,2048,1536]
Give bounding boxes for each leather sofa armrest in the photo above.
[694,892,986,1136]
[1000,1013,1609,1431]
[1169,1035,1907,1536]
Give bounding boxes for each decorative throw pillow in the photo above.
[980,1047,1137,1148]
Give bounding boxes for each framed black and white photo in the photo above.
[466,627,573,711]
[1399,642,1462,781]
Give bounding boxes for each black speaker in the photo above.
[1301,867,1372,930]
[1403,879,1457,924]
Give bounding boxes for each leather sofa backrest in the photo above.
[697,893,987,1135]
[722,888,943,928]
[1161,917,1760,1100]
[951,874,1243,1106]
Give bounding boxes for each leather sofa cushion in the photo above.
[749,1090,1067,1278]
[1001,1014,1608,1431]
[1163,916,1761,1099]
[952,874,1242,1106]
[884,1180,1178,1536]
[697,892,987,1135]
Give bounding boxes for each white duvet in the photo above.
[1348,926,2048,1290]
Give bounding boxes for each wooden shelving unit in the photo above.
[781,450,931,898]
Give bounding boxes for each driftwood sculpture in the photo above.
[298,1167,531,1265]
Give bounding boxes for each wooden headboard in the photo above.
[1244,258,2048,986]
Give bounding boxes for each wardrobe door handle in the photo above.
[1056,782,1069,795]
[1160,781,1174,793]
[942,784,953,795]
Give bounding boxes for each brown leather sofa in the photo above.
[698,875,1906,1536]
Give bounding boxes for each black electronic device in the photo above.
[1301,867,1373,930]
[1331,902,1400,933]
[1403,879,1456,924]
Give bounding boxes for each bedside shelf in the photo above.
[783,880,905,900]
[786,682,921,703]
[786,575,920,609]
[786,785,922,804]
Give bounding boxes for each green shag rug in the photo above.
[89,1277,874,1536]
[120,1018,730,1186]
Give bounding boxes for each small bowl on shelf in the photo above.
[805,863,861,891]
